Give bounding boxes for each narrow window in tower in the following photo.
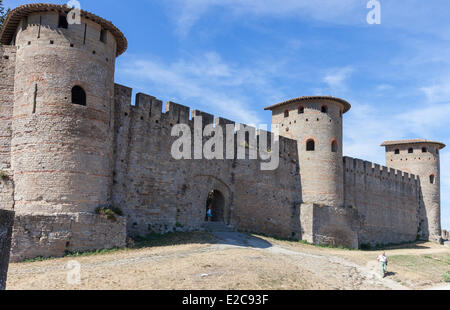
[436,149,439,155]
[58,15,69,29]
[321,105,328,113]
[71,86,86,106]
[298,106,304,114]
[284,110,289,118]
[408,148,413,154]
[100,29,107,43]
[430,175,435,184]
[83,24,87,45]
[395,149,400,155]
[422,147,428,153]
[21,16,28,31]
[32,84,38,114]
[38,16,42,38]
[306,139,315,152]
[331,140,338,153]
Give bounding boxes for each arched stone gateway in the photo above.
[206,190,226,223]
[189,175,232,226]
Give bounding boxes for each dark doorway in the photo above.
[205,190,225,222]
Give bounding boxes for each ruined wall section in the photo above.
[112,84,302,240]
[0,46,16,211]
[343,157,420,246]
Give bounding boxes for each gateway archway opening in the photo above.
[205,190,225,223]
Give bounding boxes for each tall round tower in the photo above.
[0,4,127,215]
[382,139,445,243]
[265,96,351,207]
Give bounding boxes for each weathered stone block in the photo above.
[10,213,126,262]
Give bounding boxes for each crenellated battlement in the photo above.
[2,2,440,262]
[114,84,298,161]
[343,156,419,185]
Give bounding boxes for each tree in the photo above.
[0,0,10,32]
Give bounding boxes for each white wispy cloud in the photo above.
[117,52,288,125]
[323,66,355,92]
[421,77,450,104]
[164,0,450,38]
[166,0,363,36]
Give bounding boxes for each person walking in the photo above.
[377,252,388,278]
[207,205,214,222]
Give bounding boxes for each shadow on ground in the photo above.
[131,231,273,250]
[211,231,273,249]
[362,241,432,251]
[385,271,397,277]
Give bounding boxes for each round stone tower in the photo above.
[0,4,127,215]
[382,139,445,243]
[265,96,351,207]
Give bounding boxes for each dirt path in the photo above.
[6,232,450,290]
[211,232,408,290]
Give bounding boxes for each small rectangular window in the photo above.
[58,15,68,29]
[22,17,28,31]
[430,175,435,184]
[100,29,107,43]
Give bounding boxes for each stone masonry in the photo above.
[0,4,446,261]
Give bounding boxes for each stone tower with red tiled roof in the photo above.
[0,3,128,260]
[265,97,351,208]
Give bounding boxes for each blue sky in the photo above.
[4,0,450,230]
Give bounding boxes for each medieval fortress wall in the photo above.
[343,157,421,245]
[0,4,445,261]
[112,85,303,240]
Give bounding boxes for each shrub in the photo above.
[95,205,123,221]
[0,170,9,180]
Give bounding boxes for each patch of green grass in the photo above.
[23,256,47,263]
[22,248,122,263]
[444,271,450,283]
[64,248,121,258]
[297,239,356,251]
[132,231,216,249]
[389,254,450,281]
[360,241,420,251]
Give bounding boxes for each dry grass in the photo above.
[6,232,450,290]
[7,233,324,290]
